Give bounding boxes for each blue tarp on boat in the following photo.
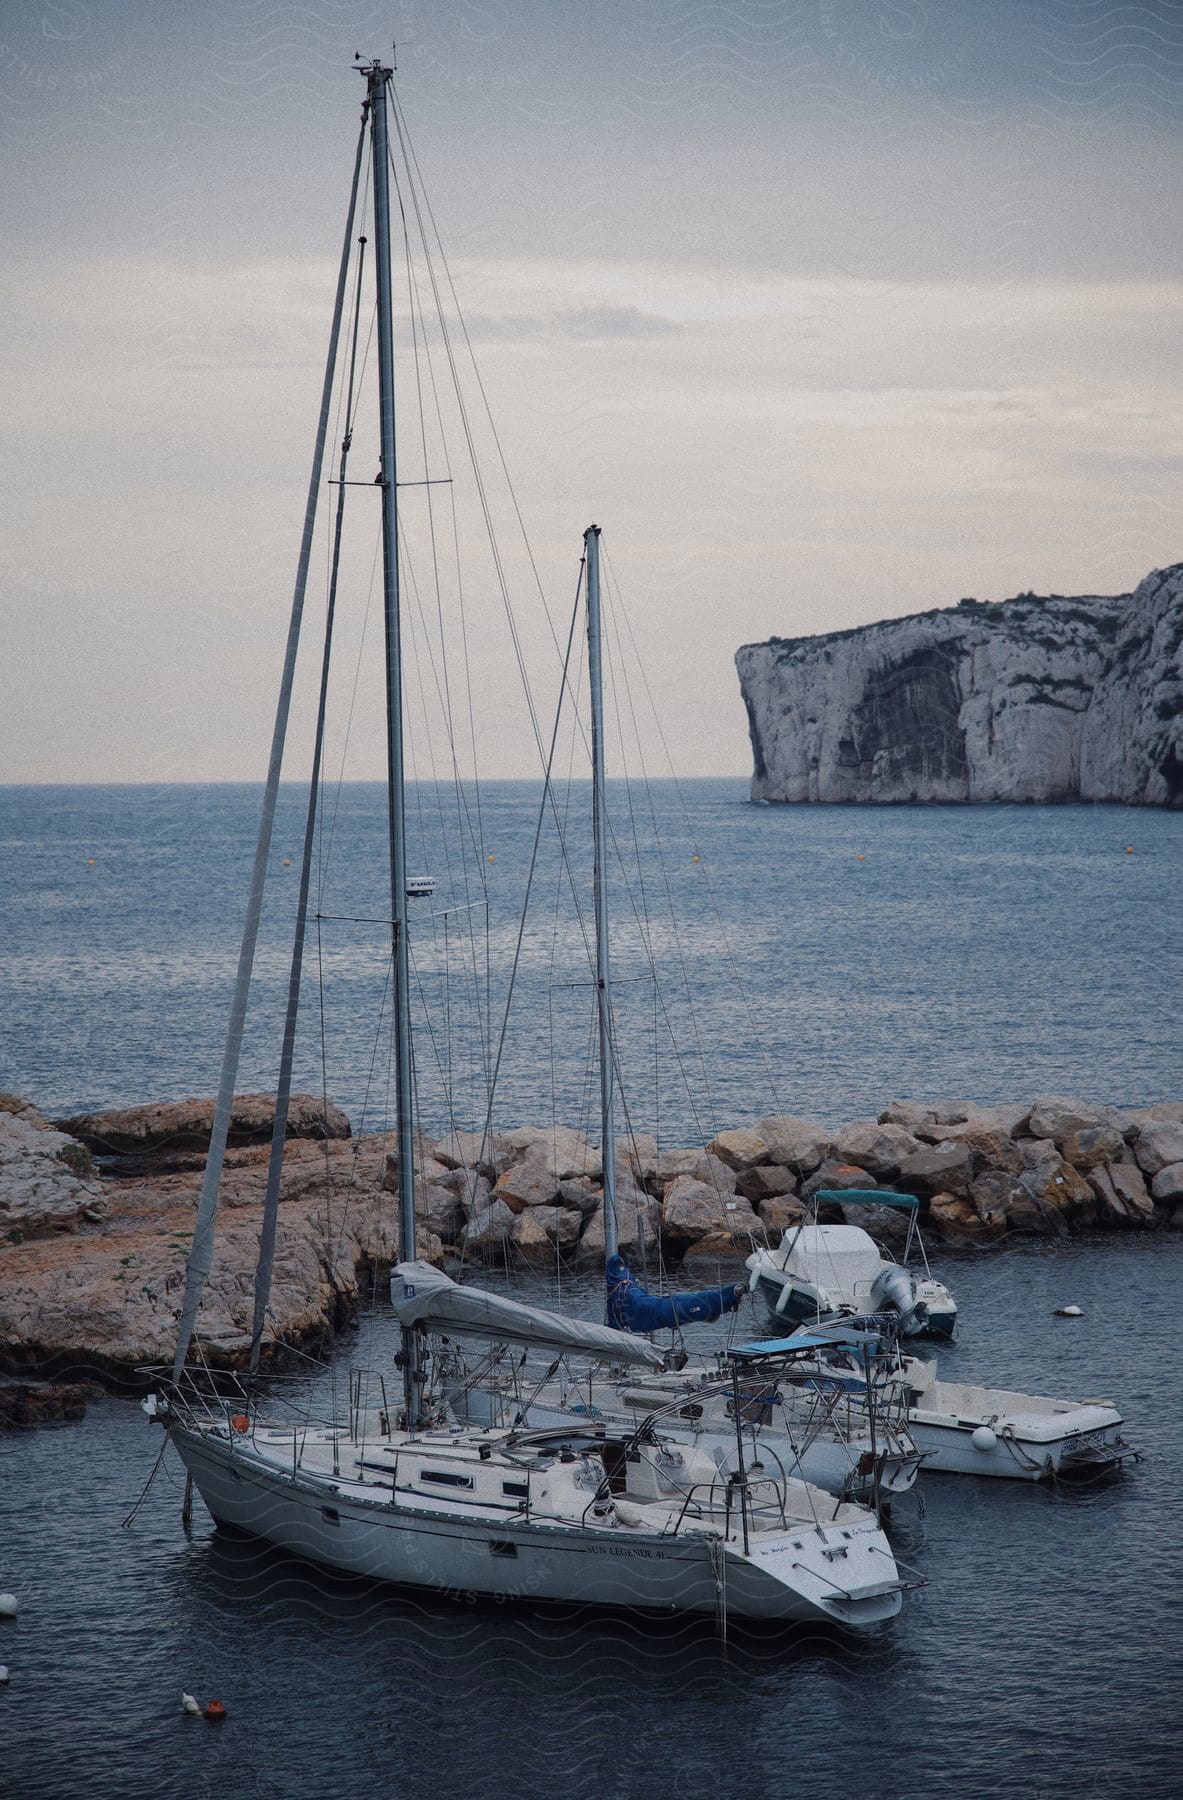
[605,1255,744,1332]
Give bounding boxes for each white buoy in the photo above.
[181,1692,200,1716]
[971,1425,998,1452]
[0,1595,17,1619]
[0,1665,9,1684]
[1054,1304,1083,1318]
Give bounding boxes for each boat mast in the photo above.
[584,525,618,1262]
[368,60,422,1425]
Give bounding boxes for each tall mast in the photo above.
[368,61,421,1424]
[584,525,618,1262]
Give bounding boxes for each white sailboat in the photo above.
[152,60,909,1628]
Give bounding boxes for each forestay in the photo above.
[391,1262,666,1368]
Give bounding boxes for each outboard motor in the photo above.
[869,1265,929,1336]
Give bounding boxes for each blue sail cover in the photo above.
[605,1255,744,1332]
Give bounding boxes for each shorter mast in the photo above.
[584,525,618,1262]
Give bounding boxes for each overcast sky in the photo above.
[2,0,1180,782]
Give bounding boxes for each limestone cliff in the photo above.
[736,562,1183,805]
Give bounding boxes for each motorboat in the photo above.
[747,1190,957,1338]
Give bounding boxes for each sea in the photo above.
[1,782,1181,1798]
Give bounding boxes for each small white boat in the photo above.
[771,1329,1137,1482]
[898,1358,1137,1480]
[747,1191,957,1339]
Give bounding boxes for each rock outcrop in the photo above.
[737,562,1183,805]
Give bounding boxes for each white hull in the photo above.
[170,1422,903,1625]
[905,1393,1132,1482]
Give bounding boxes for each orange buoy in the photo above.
[230,1413,249,1434]
[204,1699,227,1722]
[857,853,865,861]
[487,853,495,861]
[691,854,701,863]
[282,856,291,866]
[1125,846,1134,854]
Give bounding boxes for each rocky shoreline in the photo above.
[1,1090,1180,1390]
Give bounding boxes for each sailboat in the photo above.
[152,60,909,1627]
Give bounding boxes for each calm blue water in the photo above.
[1,782,1179,1137]
[2,1241,1181,1798]
[1,785,1181,1797]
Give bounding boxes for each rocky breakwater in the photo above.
[2,1091,1181,1382]
[736,561,1183,804]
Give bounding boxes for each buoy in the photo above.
[86,857,96,866]
[857,853,865,861]
[1054,1304,1083,1318]
[487,853,495,861]
[971,1425,998,1452]
[0,1665,8,1684]
[204,1699,227,1722]
[230,1413,249,1433]
[0,1595,17,1619]
[1125,846,1134,854]
[282,857,291,867]
[181,1692,200,1716]
[691,854,701,863]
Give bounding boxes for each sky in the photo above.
[1,0,1180,782]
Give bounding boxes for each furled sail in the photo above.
[390,1262,666,1368]
[605,1255,744,1333]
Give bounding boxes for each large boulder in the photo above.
[898,1141,974,1197]
[970,1171,1027,1236]
[0,1111,108,1238]
[1150,1162,1183,1204]
[1110,1161,1155,1221]
[499,1126,600,1183]
[879,1100,1001,1143]
[1132,1119,1183,1178]
[414,1181,466,1244]
[56,1094,352,1163]
[1058,1125,1125,1171]
[755,1116,830,1176]
[578,1189,660,1265]
[707,1127,770,1172]
[460,1198,518,1262]
[436,1167,490,1219]
[801,1159,875,1200]
[1027,1096,1118,1144]
[935,1123,1023,1172]
[735,1164,798,1203]
[617,1134,658,1184]
[661,1176,736,1248]
[510,1206,580,1265]
[679,1232,750,1271]
[555,1177,602,1217]
[756,1195,805,1237]
[834,1121,920,1178]
[433,1128,513,1180]
[657,1152,737,1200]
[493,1150,560,1214]
[1087,1161,1156,1225]
[926,1192,988,1242]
